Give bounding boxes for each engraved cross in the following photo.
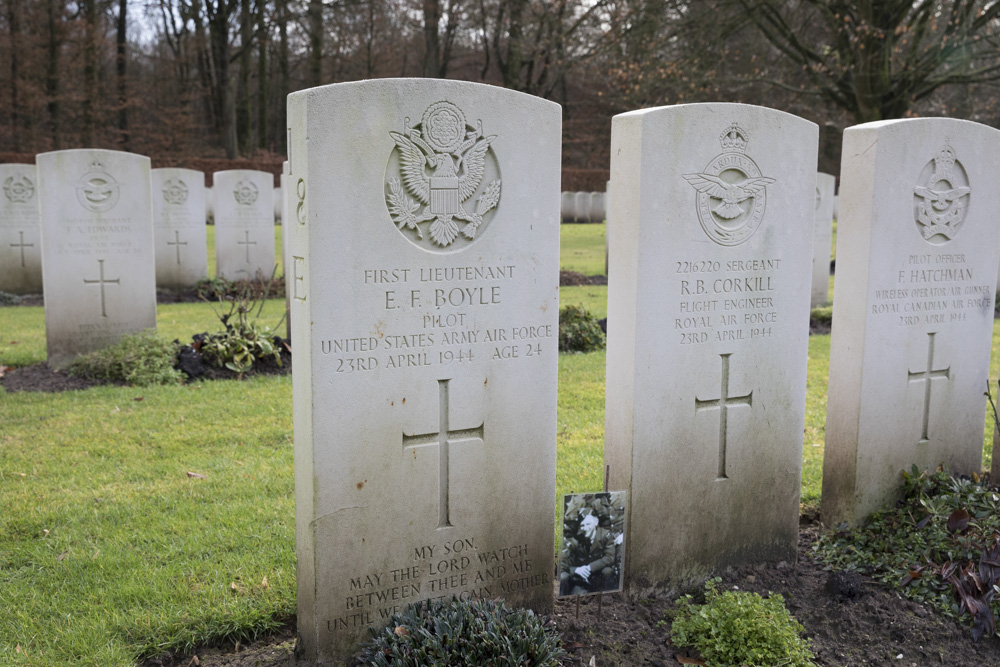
[402,378,485,529]
[238,230,256,263]
[82,259,120,318]
[908,332,950,445]
[10,231,33,267]
[695,353,753,480]
[167,230,187,265]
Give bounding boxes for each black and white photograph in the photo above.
[558,491,626,597]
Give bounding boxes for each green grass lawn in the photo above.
[2,219,999,664]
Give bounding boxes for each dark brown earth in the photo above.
[140,523,1000,667]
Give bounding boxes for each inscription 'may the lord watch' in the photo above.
[385,101,502,251]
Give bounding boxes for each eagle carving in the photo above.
[386,102,501,247]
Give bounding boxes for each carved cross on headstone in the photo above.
[402,378,485,529]
[238,230,256,263]
[167,230,187,265]
[82,259,120,318]
[908,332,951,445]
[9,231,33,268]
[695,353,753,480]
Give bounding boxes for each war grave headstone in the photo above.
[36,149,157,368]
[822,118,1000,526]
[574,191,591,223]
[205,185,214,223]
[0,163,43,294]
[605,180,612,275]
[590,191,606,223]
[561,192,575,223]
[212,169,275,280]
[812,172,836,306]
[605,104,818,592]
[281,161,292,340]
[151,168,208,289]
[288,79,560,662]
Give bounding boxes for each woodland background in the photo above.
[2,0,1000,188]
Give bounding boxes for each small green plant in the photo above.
[199,268,286,375]
[558,304,605,353]
[195,276,231,300]
[670,578,817,667]
[0,290,23,306]
[809,305,833,325]
[815,466,1000,642]
[68,330,183,387]
[356,597,566,666]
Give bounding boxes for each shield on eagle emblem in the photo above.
[385,101,502,251]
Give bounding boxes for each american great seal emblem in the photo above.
[385,101,502,251]
[683,124,775,246]
[913,142,970,245]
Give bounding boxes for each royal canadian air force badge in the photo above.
[913,143,970,245]
[683,124,775,246]
[385,101,501,250]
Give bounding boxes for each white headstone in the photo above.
[561,191,575,223]
[605,104,818,592]
[205,186,214,223]
[281,162,291,340]
[212,170,275,280]
[36,149,157,368]
[590,191,606,223]
[0,163,42,294]
[288,79,560,662]
[274,185,283,222]
[574,191,591,222]
[152,168,208,289]
[812,173,836,306]
[822,118,1000,526]
[605,180,612,275]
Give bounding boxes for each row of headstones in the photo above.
[0,153,281,367]
[560,191,607,223]
[0,161,289,298]
[286,80,1000,662]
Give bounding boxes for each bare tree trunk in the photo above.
[501,0,526,90]
[307,0,323,86]
[237,0,252,154]
[422,0,441,77]
[82,0,99,145]
[257,2,268,150]
[46,0,63,149]
[277,0,289,153]
[206,0,238,158]
[7,0,21,151]
[116,0,129,148]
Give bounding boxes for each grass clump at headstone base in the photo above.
[558,304,606,353]
[668,578,817,667]
[67,330,184,387]
[355,597,566,666]
[814,466,1000,642]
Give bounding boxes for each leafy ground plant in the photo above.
[558,304,606,353]
[356,597,566,666]
[67,330,183,387]
[814,466,1000,641]
[669,578,817,667]
[198,269,287,375]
